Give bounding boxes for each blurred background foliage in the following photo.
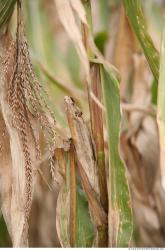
[22,0,164,128]
[0,0,165,247]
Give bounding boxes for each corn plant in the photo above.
[0,0,165,248]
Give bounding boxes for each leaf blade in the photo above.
[100,64,133,247]
[123,0,159,82]
[0,0,16,31]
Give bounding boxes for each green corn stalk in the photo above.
[123,0,159,82]
[82,0,132,246]
[69,142,77,247]
[81,1,108,246]
[82,0,109,214]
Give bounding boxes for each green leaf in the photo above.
[76,186,95,247]
[23,0,54,68]
[65,43,81,87]
[0,0,16,31]
[123,0,159,82]
[100,64,133,247]
[0,216,12,247]
[151,78,158,105]
[94,31,108,54]
[98,0,109,30]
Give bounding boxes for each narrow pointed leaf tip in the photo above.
[123,0,159,82]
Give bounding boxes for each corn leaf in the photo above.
[98,0,109,30]
[0,216,11,247]
[56,183,95,247]
[157,21,165,190]
[76,186,95,247]
[94,31,108,54]
[123,0,159,82]
[0,0,16,31]
[56,182,70,247]
[100,63,133,247]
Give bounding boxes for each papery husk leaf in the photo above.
[64,96,108,246]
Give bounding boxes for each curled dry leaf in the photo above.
[55,135,96,247]
[56,142,77,248]
[121,52,165,246]
[64,96,99,197]
[111,6,138,99]
[64,96,107,240]
[56,182,70,247]
[121,121,165,246]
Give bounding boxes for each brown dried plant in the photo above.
[1,0,57,219]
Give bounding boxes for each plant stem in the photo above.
[90,63,108,212]
[81,0,108,246]
[69,141,77,247]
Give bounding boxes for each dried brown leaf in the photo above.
[119,47,165,246]
[56,183,70,247]
[64,96,99,196]
[0,38,30,247]
[64,96,107,243]
[89,63,108,212]
[0,113,12,238]
[112,7,138,99]
[69,142,77,247]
